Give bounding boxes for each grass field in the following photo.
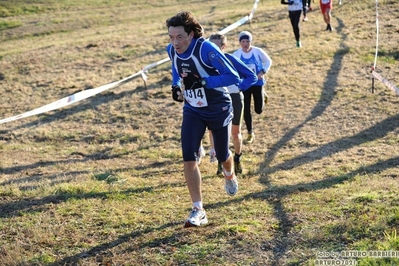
[1,0,399,265]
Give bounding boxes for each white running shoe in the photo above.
[224,173,238,196]
[209,148,217,163]
[196,146,206,164]
[184,207,208,227]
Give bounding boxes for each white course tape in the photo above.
[0,71,144,124]
[219,0,259,34]
[218,16,249,35]
[249,0,260,21]
[372,71,399,95]
[370,0,398,96]
[142,57,171,73]
[0,0,260,125]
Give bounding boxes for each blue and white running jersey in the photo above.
[233,46,272,87]
[167,38,240,124]
[224,53,257,93]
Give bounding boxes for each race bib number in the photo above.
[321,0,330,4]
[184,87,208,107]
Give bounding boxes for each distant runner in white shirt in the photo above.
[233,31,272,144]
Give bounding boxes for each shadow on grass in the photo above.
[48,221,182,266]
[43,155,399,265]
[265,112,399,176]
[0,152,180,190]
[0,180,185,219]
[256,18,350,264]
[248,16,399,264]
[259,84,398,258]
[0,147,129,177]
[254,155,399,263]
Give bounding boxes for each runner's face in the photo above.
[168,26,193,54]
[240,39,251,52]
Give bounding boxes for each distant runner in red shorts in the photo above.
[320,0,333,31]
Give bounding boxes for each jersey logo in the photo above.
[209,52,216,60]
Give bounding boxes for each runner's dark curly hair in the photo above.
[166,11,204,38]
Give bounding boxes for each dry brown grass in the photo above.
[1,0,399,265]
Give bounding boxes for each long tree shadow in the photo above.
[0,179,185,219]
[254,16,367,264]
[263,17,348,173]
[45,154,399,265]
[0,151,180,189]
[255,155,399,264]
[49,221,182,266]
[0,147,127,176]
[266,112,399,175]
[1,127,181,180]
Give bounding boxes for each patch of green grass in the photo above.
[353,194,376,203]
[93,172,120,184]
[379,49,399,63]
[0,20,22,30]
[0,4,47,17]
[30,253,56,264]
[172,243,224,263]
[53,184,88,199]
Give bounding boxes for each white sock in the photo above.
[224,170,232,177]
[193,201,203,210]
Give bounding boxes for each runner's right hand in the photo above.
[171,85,184,102]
